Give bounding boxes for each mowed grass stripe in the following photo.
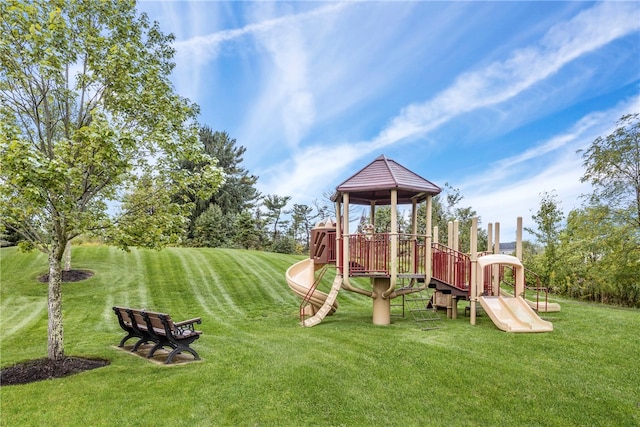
[137,247,191,310]
[0,297,47,340]
[3,246,639,426]
[0,248,47,299]
[129,248,150,308]
[183,248,244,316]
[231,250,297,304]
[198,250,277,312]
[169,248,241,322]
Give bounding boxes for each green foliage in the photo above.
[356,205,408,234]
[1,246,639,425]
[0,0,222,359]
[192,204,232,248]
[262,194,291,241]
[525,191,564,289]
[579,113,640,228]
[198,127,260,215]
[289,203,316,250]
[524,115,640,307]
[270,236,297,254]
[233,211,262,250]
[417,184,487,251]
[182,127,260,242]
[555,205,640,306]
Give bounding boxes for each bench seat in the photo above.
[113,306,202,364]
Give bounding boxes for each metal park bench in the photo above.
[113,306,202,364]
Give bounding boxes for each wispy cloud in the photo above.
[372,1,640,150]
[463,94,640,240]
[263,1,639,204]
[173,2,349,64]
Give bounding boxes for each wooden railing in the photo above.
[432,243,471,291]
[329,233,428,276]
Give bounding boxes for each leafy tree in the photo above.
[271,235,297,254]
[0,0,223,360]
[199,128,259,213]
[363,206,408,234]
[579,113,640,228]
[557,205,639,306]
[418,183,486,251]
[525,191,564,289]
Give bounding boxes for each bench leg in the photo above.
[132,338,150,352]
[119,333,137,347]
[165,345,200,364]
[147,342,166,358]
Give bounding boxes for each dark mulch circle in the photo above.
[0,357,110,386]
[38,269,94,283]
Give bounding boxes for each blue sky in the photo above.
[138,1,639,241]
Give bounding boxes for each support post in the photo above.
[342,193,350,279]
[372,278,391,325]
[453,220,459,252]
[335,200,342,272]
[383,190,398,298]
[493,222,500,296]
[516,216,523,261]
[411,199,418,274]
[470,217,478,325]
[425,196,433,280]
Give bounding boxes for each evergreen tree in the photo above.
[198,127,260,215]
[233,211,261,250]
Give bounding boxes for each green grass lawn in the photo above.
[1,245,639,426]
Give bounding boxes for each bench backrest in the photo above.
[113,306,132,327]
[143,311,175,335]
[126,309,149,331]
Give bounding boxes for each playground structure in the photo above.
[285,155,558,332]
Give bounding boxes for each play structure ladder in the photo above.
[403,287,443,330]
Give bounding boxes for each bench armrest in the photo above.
[174,317,201,327]
[173,318,202,335]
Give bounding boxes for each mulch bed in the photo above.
[38,269,94,283]
[0,357,109,386]
[0,269,105,386]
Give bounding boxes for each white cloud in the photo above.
[172,2,349,64]
[261,2,640,207]
[463,95,640,242]
[372,1,640,152]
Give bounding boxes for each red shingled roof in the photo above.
[331,155,441,205]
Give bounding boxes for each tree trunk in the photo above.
[63,241,71,271]
[48,247,65,360]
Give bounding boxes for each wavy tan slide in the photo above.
[285,259,340,327]
[479,295,553,332]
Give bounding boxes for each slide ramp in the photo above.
[285,259,339,325]
[479,296,553,333]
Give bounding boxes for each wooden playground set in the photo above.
[286,155,559,332]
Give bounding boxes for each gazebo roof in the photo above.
[331,155,441,205]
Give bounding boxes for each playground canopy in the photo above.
[330,155,441,205]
